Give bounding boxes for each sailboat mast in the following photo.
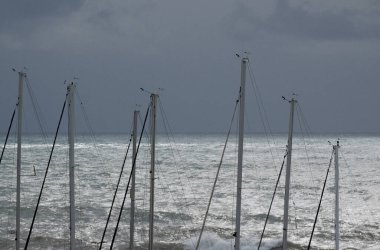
[235,57,247,250]
[16,72,25,250]
[334,141,340,250]
[283,97,296,250]
[149,94,157,250]
[67,83,76,250]
[130,110,139,250]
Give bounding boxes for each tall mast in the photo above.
[130,110,139,250]
[149,94,157,250]
[334,141,340,250]
[234,57,247,250]
[16,71,25,250]
[67,83,76,250]
[283,98,296,250]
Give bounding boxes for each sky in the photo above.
[1,0,380,134]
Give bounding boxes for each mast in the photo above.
[283,97,296,250]
[130,110,139,250]
[149,94,157,250]
[334,141,340,250]
[16,71,25,250]
[234,57,247,250]
[67,83,76,250]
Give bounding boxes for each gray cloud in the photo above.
[225,0,380,41]
[272,0,380,40]
[0,0,84,31]
[0,0,85,50]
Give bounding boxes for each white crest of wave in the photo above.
[183,232,282,250]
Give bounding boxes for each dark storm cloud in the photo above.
[1,0,380,133]
[0,0,84,31]
[226,0,380,41]
[0,0,85,50]
[271,1,380,40]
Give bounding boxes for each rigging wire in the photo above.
[157,99,195,200]
[291,101,326,233]
[296,103,312,139]
[5,130,17,249]
[71,86,83,243]
[258,149,288,249]
[158,98,208,247]
[138,117,151,244]
[154,161,196,246]
[247,60,280,165]
[133,110,154,244]
[109,104,150,249]
[0,107,16,165]
[156,102,197,247]
[196,99,239,250]
[307,148,335,249]
[99,128,134,249]
[247,61,275,140]
[339,148,353,240]
[75,88,126,242]
[295,102,328,219]
[295,104,312,168]
[231,100,239,249]
[24,94,68,249]
[75,90,98,145]
[158,98,199,203]
[25,77,49,146]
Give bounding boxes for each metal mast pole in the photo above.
[334,141,340,250]
[283,98,296,250]
[130,110,139,250]
[148,94,157,250]
[16,71,25,250]
[234,57,247,250]
[67,83,76,250]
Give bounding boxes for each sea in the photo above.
[0,133,379,249]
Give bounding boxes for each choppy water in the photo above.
[0,133,379,249]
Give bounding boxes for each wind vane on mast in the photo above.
[140,87,164,95]
[11,67,27,74]
[235,51,250,59]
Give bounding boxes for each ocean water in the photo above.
[0,133,379,249]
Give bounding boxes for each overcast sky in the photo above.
[1,0,380,134]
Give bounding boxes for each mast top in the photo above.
[12,68,27,77]
[333,140,340,149]
[140,88,160,96]
[235,51,250,60]
[281,96,298,103]
[66,81,76,90]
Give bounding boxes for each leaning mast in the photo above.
[67,83,76,250]
[148,94,157,250]
[334,141,340,250]
[16,71,25,250]
[283,97,296,250]
[234,57,248,250]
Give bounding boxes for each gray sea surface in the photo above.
[0,133,379,249]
